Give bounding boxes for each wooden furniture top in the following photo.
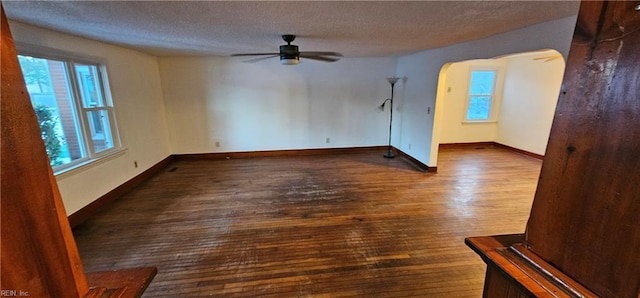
[465,235,598,298]
[85,267,157,298]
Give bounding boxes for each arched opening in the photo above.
[430,49,566,167]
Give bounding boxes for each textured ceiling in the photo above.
[3,1,580,57]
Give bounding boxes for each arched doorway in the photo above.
[430,49,566,166]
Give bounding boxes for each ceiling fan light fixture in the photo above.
[280,56,299,65]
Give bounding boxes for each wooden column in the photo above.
[1,5,155,297]
[467,1,640,297]
[526,1,640,296]
[1,5,88,297]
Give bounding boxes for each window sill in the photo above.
[462,120,498,124]
[54,148,128,179]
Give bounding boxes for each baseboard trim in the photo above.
[439,142,544,160]
[438,142,496,149]
[392,148,433,173]
[68,155,173,228]
[492,143,544,160]
[174,146,433,171]
[173,146,388,161]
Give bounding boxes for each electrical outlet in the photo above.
[215,141,220,147]
[326,137,330,143]
[134,161,138,168]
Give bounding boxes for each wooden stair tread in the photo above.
[85,267,157,298]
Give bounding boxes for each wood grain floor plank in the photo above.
[73,146,541,297]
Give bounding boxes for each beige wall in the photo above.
[436,50,564,155]
[159,56,396,154]
[9,21,172,215]
[497,52,565,155]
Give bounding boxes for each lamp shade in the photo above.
[386,77,400,85]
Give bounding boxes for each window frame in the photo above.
[17,44,123,175]
[463,67,501,123]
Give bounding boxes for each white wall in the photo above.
[496,53,565,155]
[395,15,578,167]
[9,21,172,215]
[159,56,396,153]
[438,59,506,144]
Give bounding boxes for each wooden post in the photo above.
[466,1,640,297]
[1,5,156,297]
[1,5,89,296]
[526,1,640,296]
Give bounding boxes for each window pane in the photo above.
[467,96,492,120]
[87,110,114,153]
[18,55,86,167]
[469,71,495,94]
[75,64,105,107]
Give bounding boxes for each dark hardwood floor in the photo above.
[73,146,542,297]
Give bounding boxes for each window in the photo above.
[465,70,497,122]
[18,53,120,173]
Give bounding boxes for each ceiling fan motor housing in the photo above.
[279,44,299,64]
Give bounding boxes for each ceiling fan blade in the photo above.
[302,55,340,62]
[242,55,279,63]
[231,53,279,57]
[299,51,343,57]
[232,36,343,64]
[533,55,562,61]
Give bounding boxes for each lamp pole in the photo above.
[383,77,399,158]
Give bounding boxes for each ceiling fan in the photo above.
[231,34,343,65]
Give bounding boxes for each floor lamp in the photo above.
[379,76,400,158]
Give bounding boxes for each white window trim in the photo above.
[462,66,504,124]
[16,43,124,176]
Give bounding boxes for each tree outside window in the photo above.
[17,53,119,173]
